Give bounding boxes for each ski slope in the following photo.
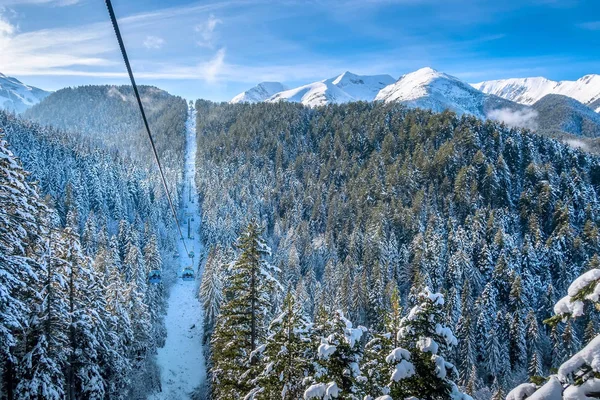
[152,105,206,399]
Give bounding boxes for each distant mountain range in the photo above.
[0,73,50,113]
[473,75,600,112]
[232,68,600,138]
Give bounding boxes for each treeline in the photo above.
[0,102,186,398]
[194,100,600,397]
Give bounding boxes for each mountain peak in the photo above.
[231,81,287,104]
[0,73,51,113]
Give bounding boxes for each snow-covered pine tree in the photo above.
[394,287,471,400]
[510,259,600,398]
[15,231,70,400]
[304,310,366,400]
[56,227,106,399]
[0,136,52,397]
[362,286,403,398]
[199,245,225,341]
[143,233,166,346]
[210,220,280,399]
[246,292,312,400]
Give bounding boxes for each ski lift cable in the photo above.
[105,0,189,255]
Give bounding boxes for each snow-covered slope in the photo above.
[234,72,394,107]
[473,75,600,112]
[329,71,395,101]
[0,73,50,113]
[268,79,355,107]
[231,82,288,104]
[375,67,520,119]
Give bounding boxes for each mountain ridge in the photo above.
[0,73,50,113]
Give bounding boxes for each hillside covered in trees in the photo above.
[195,101,600,399]
[23,85,187,170]
[0,93,188,399]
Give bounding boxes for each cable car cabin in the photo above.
[182,267,195,281]
[173,252,180,259]
[189,251,195,259]
[148,270,162,284]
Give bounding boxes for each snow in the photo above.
[233,72,394,107]
[507,383,537,400]
[417,337,439,354]
[564,378,600,400]
[558,335,600,380]
[0,73,50,113]
[390,359,415,381]
[526,376,563,400]
[268,80,354,107]
[318,343,337,359]
[553,270,600,318]
[374,67,509,119]
[150,105,206,399]
[473,74,600,111]
[303,382,339,399]
[567,269,600,298]
[231,82,288,104]
[330,71,395,101]
[386,347,415,381]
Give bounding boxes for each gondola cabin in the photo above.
[173,252,180,259]
[182,267,195,281]
[148,269,161,284]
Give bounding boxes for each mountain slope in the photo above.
[533,94,600,138]
[231,82,288,103]
[329,71,395,101]
[474,74,600,112]
[268,79,355,107]
[375,67,523,119]
[23,85,187,170]
[234,72,395,107]
[0,73,50,113]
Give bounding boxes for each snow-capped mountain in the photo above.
[0,73,50,113]
[473,75,600,112]
[267,79,354,107]
[329,71,395,101]
[231,82,288,104]
[375,67,521,119]
[233,72,395,107]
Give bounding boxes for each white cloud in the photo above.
[143,35,164,49]
[195,14,221,48]
[204,47,225,81]
[487,108,539,131]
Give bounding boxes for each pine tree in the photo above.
[246,292,312,400]
[395,287,467,399]
[0,136,52,397]
[199,246,225,340]
[362,286,403,398]
[306,310,366,400]
[210,220,280,399]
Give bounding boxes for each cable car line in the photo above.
[105,0,189,256]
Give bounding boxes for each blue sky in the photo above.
[0,0,598,101]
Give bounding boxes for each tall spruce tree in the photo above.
[210,220,280,399]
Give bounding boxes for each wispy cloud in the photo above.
[0,0,79,6]
[578,21,600,31]
[195,14,222,48]
[143,35,164,49]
